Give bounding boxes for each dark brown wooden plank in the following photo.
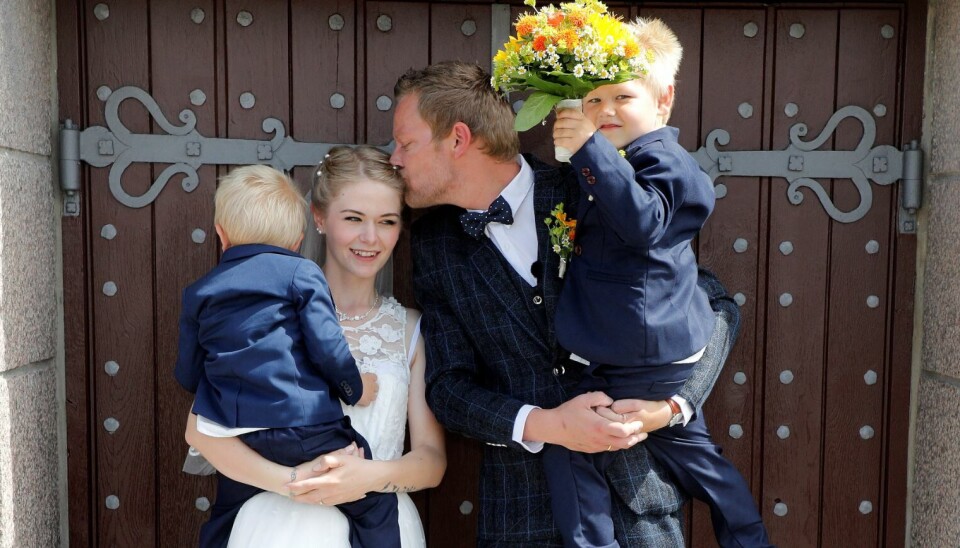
[694,8,768,547]
[84,1,157,545]
[225,0,290,141]
[365,2,429,146]
[430,3,491,66]
[820,8,901,547]
[149,2,219,545]
[884,1,925,546]
[290,0,358,192]
[763,9,839,547]
[58,0,93,545]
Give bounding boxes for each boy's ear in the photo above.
[291,233,305,253]
[658,85,676,120]
[214,223,231,251]
[450,122,473,158]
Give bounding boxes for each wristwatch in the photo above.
[666,398,684,427]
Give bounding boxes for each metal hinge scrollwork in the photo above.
[692,105,923,234]
[58,86,393,216]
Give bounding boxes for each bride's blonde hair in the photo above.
[311,145,404,213]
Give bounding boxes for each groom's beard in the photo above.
[403,154,456,208]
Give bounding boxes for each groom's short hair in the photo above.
[394,61,519,162]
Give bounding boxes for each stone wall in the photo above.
[910,0,960,546]
[0,0,63,546]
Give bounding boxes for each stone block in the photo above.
[928,0,960,175]
[0,150,57,372]
[0,366,60,547]
[0,0,53,156]
[910,374,960,546]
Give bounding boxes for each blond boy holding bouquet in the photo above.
[548,18,771,548]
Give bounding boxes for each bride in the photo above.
[185,145,446,547]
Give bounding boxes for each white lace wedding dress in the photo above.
[228,297,426,548]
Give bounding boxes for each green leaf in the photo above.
[514,92,562,132]
[525,72,573,97]
[549,73,596,97]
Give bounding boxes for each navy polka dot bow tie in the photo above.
[459,195,514,239]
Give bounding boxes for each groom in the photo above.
[394,61,738,546]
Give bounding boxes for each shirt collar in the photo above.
[221,243,301,263]
[465,155,534,214]
[498,155,534,214]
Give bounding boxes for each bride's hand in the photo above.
[286,444,376,506]
[357,373,379,406]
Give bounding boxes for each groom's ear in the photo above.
[450,122,472,158]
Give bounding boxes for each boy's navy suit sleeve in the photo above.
[173,289,203,393]
[570,131,709,248]
[292,261,363,406]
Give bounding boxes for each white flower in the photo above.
[546,44,557,55]
[553,244,562,253]
[517,66,527,75]
[573,64,585,78]
[375,324,403,343]
[357,334,382,355]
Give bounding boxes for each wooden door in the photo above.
[58,1,923,546]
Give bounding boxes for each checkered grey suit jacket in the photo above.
[412,155,738,546]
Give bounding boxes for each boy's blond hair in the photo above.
[630,18,683,118]
[215,165,306,249]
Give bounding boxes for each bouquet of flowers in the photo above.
[492,0,649,132]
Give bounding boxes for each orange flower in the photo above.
[562,29,579,48]
[567,11,586,27]
[564,218,577,228]
[547,13,564,28]
[568,229,576,241]
[532,34,548,52]
[623,42,639,58]
[515,15,537,37]
[556,211,567,222]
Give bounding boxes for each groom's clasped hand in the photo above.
[551,392,649,453]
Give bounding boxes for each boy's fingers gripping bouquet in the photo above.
[491,0,651,133]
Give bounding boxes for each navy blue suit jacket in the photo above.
[174,244,362,428]
[412,156,735,545]
[557,127,716,366]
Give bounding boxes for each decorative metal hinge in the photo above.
[60,89,922,234]
[57,86,393,216]
[692,105,923,234]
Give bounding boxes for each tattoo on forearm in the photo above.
[380,482,419,493]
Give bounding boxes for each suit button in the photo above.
[574,245,582,256]
[580,167,591,176]
[586,175,597,185]
[533,295,543,305]
[552,365,566,376]
[587,194,594,201]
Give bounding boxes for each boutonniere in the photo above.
[544,202,577,278]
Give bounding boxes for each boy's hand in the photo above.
[553,107,596,157]
[357,373,379,406]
